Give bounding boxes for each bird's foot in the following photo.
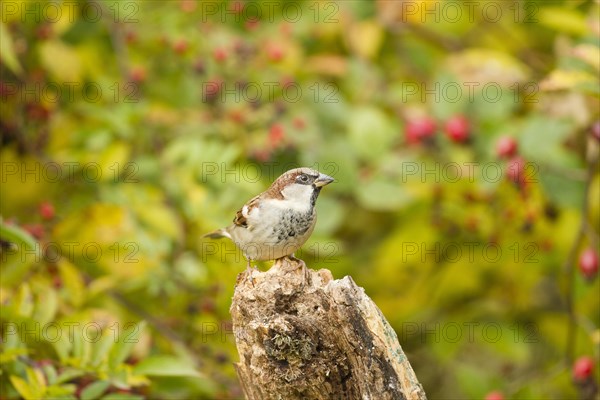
[286,254,306,269]
[283,255,310,286]
[245,261,256,287]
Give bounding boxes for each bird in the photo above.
[204,167,334,272]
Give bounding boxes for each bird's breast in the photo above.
[274,208,316,243]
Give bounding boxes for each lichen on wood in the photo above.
[230,257,427,400]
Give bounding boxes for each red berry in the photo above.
[293,117,306,130]
[203,78,223,101]
[444,115,470,143]
[0,82,17,98]
[269,124,285,146]
[252,149,271,162]
[36,24,53,40]
[506,156,526,185]
[578,248,599,280]
[279,23,292,36]
[245,20,260,31]
[230,0,244,14]
[213,48,227,62]
[267,45,284,62]
[125,30,137,44]
[23,224,44,239]
[52,276,62,289]
[484,391,504,400]
[496,136,518,158]
[573,356,594,381]
[26,103,50,121]
[39,202,55,220]
[405,117,437,144]
[129,66,146,83]
[229,109,246,124]
[180,0,196,12]
[173,39,189,54]
[591,121,600,142]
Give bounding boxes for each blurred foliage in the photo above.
[1,0,600,399]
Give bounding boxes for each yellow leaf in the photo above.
[32,285,58,325]
[10,375,38,400]
[25,367,47,395]
[539,6,588,36]
[347,20,383,59]
[305,55,348,76]
[447,49,528,86]
[540,69,598,91]
[0,22,23,75]
[572,44,600,71]
[0,147,55,216]
[38,41,82,82]
[58,259,85,307]
[97,141,131,182]
[18,284,33,318]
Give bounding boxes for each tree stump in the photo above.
[230,257,427,400]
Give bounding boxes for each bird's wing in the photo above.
[233,194,261,228]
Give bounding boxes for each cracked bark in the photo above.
[230,257,427,400]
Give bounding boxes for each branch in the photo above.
[230,258,427,400]
[564,138,598,364]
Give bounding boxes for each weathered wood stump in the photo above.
[230,257,427,400]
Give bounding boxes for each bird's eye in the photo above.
[298,174,309,183]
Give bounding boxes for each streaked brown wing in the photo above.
[233,194,261,228]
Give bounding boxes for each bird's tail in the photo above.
[203,229,231,239]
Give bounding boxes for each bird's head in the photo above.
[271,167,334,207]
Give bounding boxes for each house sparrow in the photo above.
[204,167,334,270]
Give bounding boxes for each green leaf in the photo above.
[80,380,111,400]
[55,368,85,385]
[0,348,28,364]
[45,383,77,398]
[32,285,58,325]
[0,220,37,250]
[347,107,396,162]
[17,284,34,318]
[519,116,577,167]
[454,364,491,399]
[71,326,92,368]
[90,331,116,367]
[101,394,144,400]
[52,334,72,363]
[355,178,414,211]
[133,356,203,378]
[42,363,58,385]
[109,322,146,369]
[25,367,47,397]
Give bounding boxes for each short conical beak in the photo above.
[314,173,334,187]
